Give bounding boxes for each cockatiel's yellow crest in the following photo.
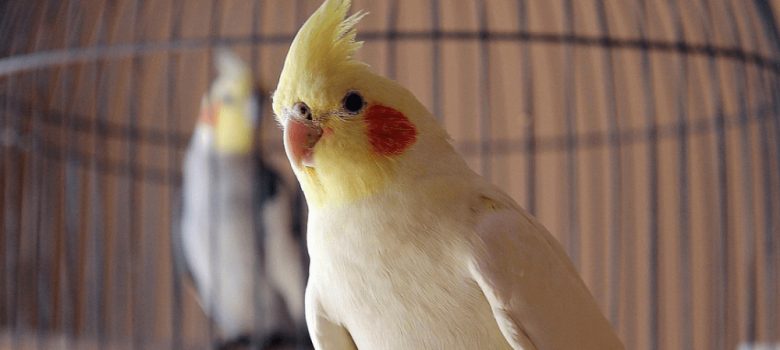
[273,0,366,111]
[275,1,624,349]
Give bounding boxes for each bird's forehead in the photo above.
[274,68,357,115]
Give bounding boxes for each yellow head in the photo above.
[274,0,451,207]
[200,49,257,155]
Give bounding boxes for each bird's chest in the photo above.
[307,206,508,349]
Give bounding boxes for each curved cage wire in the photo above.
[1,0,780,349]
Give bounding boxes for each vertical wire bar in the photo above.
[773,42,780,349]
[430,0,442,121]
[251,0,261,80]
[612,5,641,348]
[140,39,165,343]
[16,12,38,337]
[751,2,780,341]
[758,3,780,340]
[75,58,93,345]
[0,9,9,335]
[167,0,184,347]
[0,2,13,56]
[577,0,604,319]
[0,74,5,331]
[2,53,20,349]
[251,0,265,345]
[694,3,732,347]
[18,94,37,350]
[476,0,491,181]
[16,66,33,341]
[772,69,780,346]
[206,0,221,345]
[22,49,44,347]
[634,1,667,347]
[5,84,21,350]
[140,1,162,344]
[386,0,399,80]
[0,69,4,330]
[100,4,120,343]
[53,0,69,337]
[684,4,717,349]
[721,0,758,343]
[41,4,64,337]
[295,0,306,30]
[6,4,29,345]
[755,74,778,344]
[594,0,624,339]
[252,139,267,345]
[668,0,694,349]
[124,0,145,346]
[16,3,36,335]
[89,2,109,347]
[518,0,537,215]
[561,0,578,266]
[752,0,780,339]
[258,1,266,349]
[31,66,45,350]
[767,68,780,345]
[138,2,161,344]
[32,0,54,339]
[752,0,780,341]
[764,29,780,347]
[58,0,80,341]
[249,0,263,72]
[0,5,9,324]
[107,0,127,343]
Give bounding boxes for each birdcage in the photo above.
[1,1,779,349]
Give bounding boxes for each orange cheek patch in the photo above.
[364,105,417,156]
[199,102,219,126]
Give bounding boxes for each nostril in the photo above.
[293,102,311,121]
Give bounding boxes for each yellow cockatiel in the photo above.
[273,1,624,349]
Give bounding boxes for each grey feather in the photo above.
[178,126,307,346]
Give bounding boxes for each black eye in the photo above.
[342,91,365,114]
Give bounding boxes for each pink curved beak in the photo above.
[284,118,322,168]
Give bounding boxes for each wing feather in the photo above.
[469,205,624,350]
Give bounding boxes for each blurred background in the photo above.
[1,0,780,349]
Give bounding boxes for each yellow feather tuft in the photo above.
[273,0,367,119]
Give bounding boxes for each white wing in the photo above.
[468,199,624,350]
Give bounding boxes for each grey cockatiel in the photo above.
[272,1,624,349]
[175,50,307,349]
